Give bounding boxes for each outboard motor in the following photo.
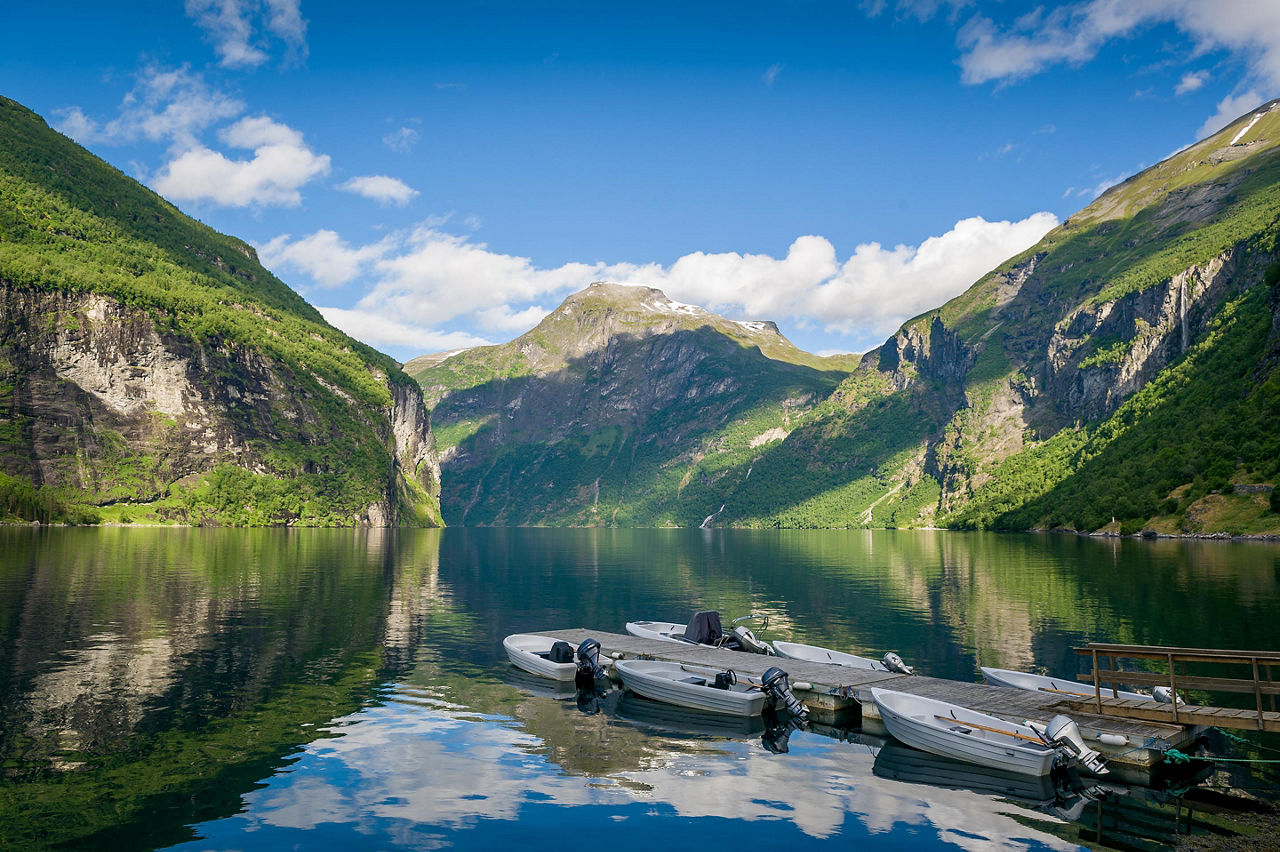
[882,652,913,675]
[1031,714,1109,775]
[731,625,774,655]
[760,666,808,722]
[575,638,607,680]
[1152,686,1184,705]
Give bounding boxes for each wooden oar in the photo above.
[933,714,1048,745]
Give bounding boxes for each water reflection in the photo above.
[0,527,1276,849]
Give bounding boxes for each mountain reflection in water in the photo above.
[1,527,1277,849]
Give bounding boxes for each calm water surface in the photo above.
[2,527,1279,850]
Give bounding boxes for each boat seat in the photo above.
[680,676,707,685]
[949,725,973,735]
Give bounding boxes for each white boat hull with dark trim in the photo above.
[871,687,1058,777]
[774,640,889,671]
[981,667,1153,702]
[615,659,767,717]
[625,620,694,644]
[503,633,577,681]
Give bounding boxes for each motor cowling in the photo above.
[1031,714,1109,775]
[731,625,774,655]
[882,652,913,675]
[760,666,808,721]
[1152,686,1184,705]
[575,638,607,680]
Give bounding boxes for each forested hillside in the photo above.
[0,96,442,526]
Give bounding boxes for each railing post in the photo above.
[1168,652,1179,725]
[1092,647,1102,714]
[1253,657,1264,731]
[1110,654,1119,699]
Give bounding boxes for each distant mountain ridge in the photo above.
[412,102,1280,535]
[406,282,854,525]
[0,96,442,526]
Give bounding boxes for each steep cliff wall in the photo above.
[0,97,441,526]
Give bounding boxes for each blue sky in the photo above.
[4,1,1278,359]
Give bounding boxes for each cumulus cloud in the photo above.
[955,1,1280,92]
[152,115,330,206]
[186,0,308,68]
[54,65,243,148]
[1197,90,1267,139]
[258,229,391,288]
[272,211,1057,354]
[317,307,491,352]
[1175,70,1210,95]
[337,175,419,206]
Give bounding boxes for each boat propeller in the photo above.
[760,666,808,722]
[575,638,607,680]
[1029,715,1109,775]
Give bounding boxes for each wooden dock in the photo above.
[542,628,1197,785]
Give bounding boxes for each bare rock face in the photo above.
[0,282,440,526]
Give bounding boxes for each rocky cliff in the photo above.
[0,96,441,526]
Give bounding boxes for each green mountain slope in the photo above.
[0,96,442,526]
[411,100,1280,535]
[718,99,1280,534]
[406,283,854,525]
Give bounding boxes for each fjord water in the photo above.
[2,528,1278,850]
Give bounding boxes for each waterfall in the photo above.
[700,504,726,528]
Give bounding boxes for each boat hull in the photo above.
[981,667,1152,702]
[615,659,766,717]
[624,621,694,643]
[872,688,1057,777]
[503,633,577,681]
[773,640,884,671]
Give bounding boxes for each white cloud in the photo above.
[763,63,784,86]
[317,307,491,351]
[152,115,330,206]
[258,230,390,288]
[299,211,1057,355]
[338,175,419,206]
[382,126,420,153]
[1197,90,1266,139]
[1175,70,1210,95]
[185,0,308,68]
[54,65,243,149]
[954,1,1280,92]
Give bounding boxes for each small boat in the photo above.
[625,611,774,654]
[503,633,579,681]
[871,688,1059,777]
[614,659,767,717]
[774,640,913,674]
[981,667,1172,703]
[503,634,609,682]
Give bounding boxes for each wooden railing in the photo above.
[1074,642,1280,731]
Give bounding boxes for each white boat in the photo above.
[871,687,1058,777]
[981,667,1157,702]
[625,611,773,654]
[614,659,767,717]
[625,620,694,643]
[502,633,579,682]
[774,640,913,674]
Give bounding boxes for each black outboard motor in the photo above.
[575,638,607,680]
[760,666,808,722]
